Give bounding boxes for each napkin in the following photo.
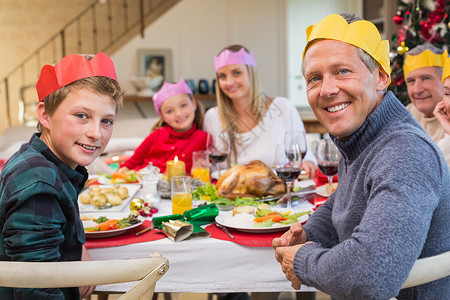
[151,204,219,241]
[84,220,166,249]
[205,224,287,247]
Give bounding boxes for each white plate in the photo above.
[316,185,329,197]
[211,169,228,180]
[78,184,140,212]
[81,212,144,238]
[294,179,315,190]
[316,184,338,197]
[215,209,310,233]
[88,174,141,185]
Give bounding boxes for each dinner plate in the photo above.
[81,212,144,238]
[210,169,228,180]
[88,174,141,185]
[316,185,329,197]
[78,184,140,212]
[316,184,338,197]
[215,209,310,233]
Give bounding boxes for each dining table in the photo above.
[85,178,331,295]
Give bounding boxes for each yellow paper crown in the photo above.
[303,14,391,79]
[403,49,448,79]
[442,57,450,83]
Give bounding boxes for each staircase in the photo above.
[0,0,181,133]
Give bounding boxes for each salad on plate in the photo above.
[215,204,312,233]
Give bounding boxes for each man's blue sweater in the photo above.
[296,91,450,299]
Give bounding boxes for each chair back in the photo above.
[0,253,168,299]
[390,251,450,300]
[401,251,450,289]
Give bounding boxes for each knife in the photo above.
[135,227,152,236]
[216,223,234,239]
[275,193,315,206]
[253,186,316,202]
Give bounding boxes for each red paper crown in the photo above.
[36,52,118,102]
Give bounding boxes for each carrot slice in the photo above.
[254,215,274,223]
[98,219,118,231]
[270,215,288,223]
[254,214,288,223]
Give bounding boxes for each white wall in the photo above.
[112,0,363,109]
[112,0,286,98]
[287,0,362,107]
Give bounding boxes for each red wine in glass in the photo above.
[209,153,228,163]
[301,151,306,160]
[206,132,230,179]
[317,139,340,197]
[276,167,302,182]
[318,162,338,176]
[275,139,302,209]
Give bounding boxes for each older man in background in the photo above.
[403,43,447,143]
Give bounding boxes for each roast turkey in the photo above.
[216,160,286,199]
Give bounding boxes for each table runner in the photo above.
[84,220,166,249]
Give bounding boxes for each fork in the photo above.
[216,223,234,239]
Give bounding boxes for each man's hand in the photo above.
[434,101,450,135]
[273,223,307,252]
[272,223,309,290]
[275,244,305,290]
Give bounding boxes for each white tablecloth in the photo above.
[87,191,316,293]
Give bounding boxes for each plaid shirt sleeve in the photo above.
[0,134,86,299]
[3,191,66,262]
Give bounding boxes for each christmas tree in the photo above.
[389,0,450,106]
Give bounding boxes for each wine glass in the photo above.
[285,130,308,163]
[317,139,340,196]
[274,139,302,210]
[206,132,230,179]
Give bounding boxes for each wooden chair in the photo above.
[0,252,169,300]
[390,251,450,300]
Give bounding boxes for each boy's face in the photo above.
[39,88,117,169]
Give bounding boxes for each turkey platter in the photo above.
[216,160,286,199]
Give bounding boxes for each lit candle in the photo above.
[166,156,186,183]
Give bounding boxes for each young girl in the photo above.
[119,78,207,173]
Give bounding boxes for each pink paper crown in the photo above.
[36,52,118,102]
[214,48,256,72]
[153,78,193,116]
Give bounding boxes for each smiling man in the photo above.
[273,14,450,300]
[403,44,447,143]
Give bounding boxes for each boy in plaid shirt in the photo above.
[0,52,123,299]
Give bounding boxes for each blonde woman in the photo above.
[203,44,317,176]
